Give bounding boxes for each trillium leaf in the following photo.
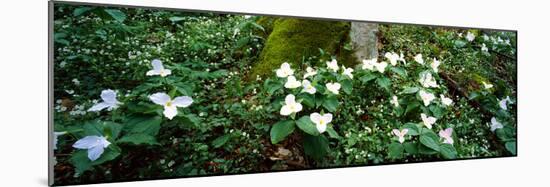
[296,116,320,136]
[300,93,315,108]
[117,134,158,145]
[70,145,121,175]
[123,116,162,136]
[390,67,407,77]
[303,134,330,160]
[326,126,340,139]
[169,16,186,22]
[429,105,444,118]
[376,77,391,91]
[403,123,420,136]
[360,73,377,83]
[270,120,295,144]
[212,134,231,148]
[342,79,353,94]
[439,144,457,159]
[322,96,339,112]
[419,131,440,151]
[403,142,418,154]
[388,142,404,159]
[401,87,419,94]
[104,9,126,22]
[73,7,93,17]
[418,143,439,155]
[505,141,516,155]
[405,101,421,115]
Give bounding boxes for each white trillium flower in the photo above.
[146,59,172,77]
[466,32,476,42]
[481,43,489,52]
[326,82,341,95]
[374,61,388,73]
[342,65,354,79]
[149,92,193,120]
[398,52,406,64]
[431,58,441,72]
[440,94,453,106]
[414,54,424,64]
[499,96,512,110]
[284,75,302,89]
[384,52,401,66]
[490,117,504,132]
[326,59,339,72]
[303,67,317,79]
[482,81,493,89]
[302,80,317,94]
[438,128,454,144]
[390,95,399,107]
[421,113,437,129]
[310,112,333,133]
[392,129,408,143]
[73,136,111,161]
[362,58,376,70]
[280,94,303,116]
[88,89,122,112]
[53,131,67,150]
[276,62,294,78]
[419,90,436,106]
[419,72,439,88]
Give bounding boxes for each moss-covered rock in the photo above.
[250,18,354,78]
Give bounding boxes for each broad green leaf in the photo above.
[70,145,121,175]
[296,116,320,136]
[73,7,93,17]
[403,142,418,154]
[429,105,444,118]
[83,121,122,140]
[212,134,231,148]
[405,101,421,115]
[505,141,517,155]
[169,16,186,22]
[117,134,158,145]
[322,96,339,112]
[419,131,440,151]
[388,142,404,159]
[300,93,315,108]
[123,116,162,136]
[342,79,353,94]
[418,143,439,155]
[303,134,330,160]
[104,9,126,22]
[360,73,377,83]
[401,87,419,94]
[376,77,391,90]
[403,123,420,136]
[326,126,340,139]
[270,120,295,144]
[439,144,457,159]
[390,67,407,77]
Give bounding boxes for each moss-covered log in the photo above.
[250,18,355,78]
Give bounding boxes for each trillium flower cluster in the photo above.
[310,112,333,133]
[361,57,388,73]
[392,129,408,143]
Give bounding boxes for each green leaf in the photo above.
[265,79,282,95]
[123,116,162,136]
[270,120,295,144]
[429,105,444,118]
[212,134,231,148]
[418,144,439,155]
[322,96,339,112]
[70,145,121,175]
[388,142,404,159]
[403,142,418,154]
[83,121,122,140]
[360,73,377,83]
[326,126,340,139]
[376,77,391,90]
[390,67,407,77]
[405,101,420,115]
[403,123,420,136]
[296,116,320,136]
[439,144,457,159]
[104,9,126,22]
[505,141,517,155]
[300,93,315,108]
[73,7,93,17]
[454,40,467,48]
[419,131,440,151]
[169,16,186,22]
[401,87,419,94]
[303,134,330,160]
[117,134,158,145]
[342,79,353,94]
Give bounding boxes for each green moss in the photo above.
[250,18,354,78]
[255,17,277,38]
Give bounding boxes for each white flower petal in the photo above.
[173,96,193,107]
[73,136,103,149]
[163,105,178,120]
[310,113,322,124]
[280,105,292,116]
[149,92,171,105]
[152,59,164,71]
[87,145,105,161]
[88,102,109,112]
